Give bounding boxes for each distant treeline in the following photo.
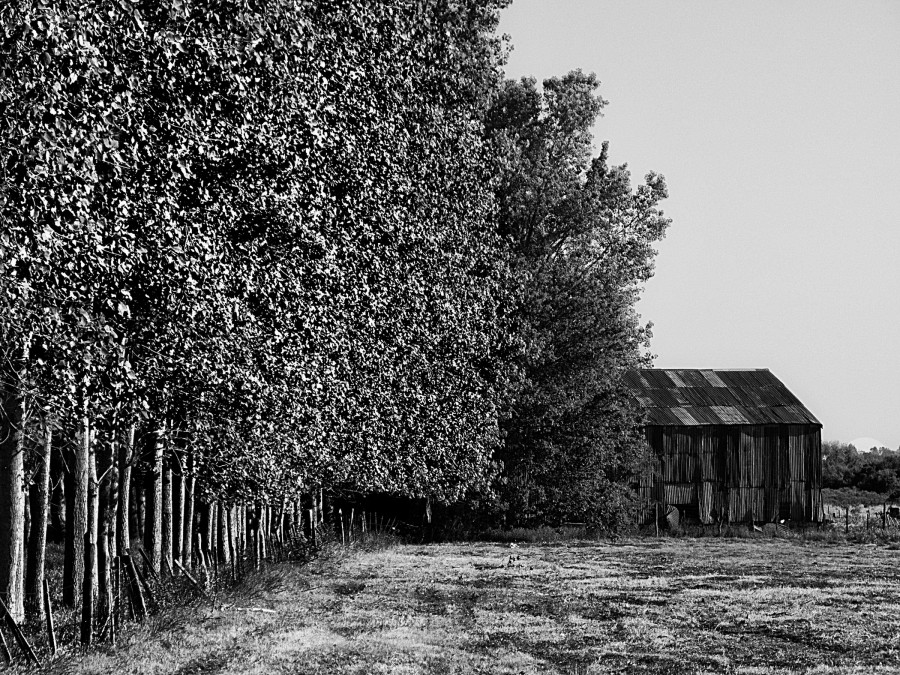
[823,441,900,499]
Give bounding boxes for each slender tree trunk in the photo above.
[275,497,285,545]
[209,503,217,564]
[81,426,98,645]
[97,428,117,623]
[252,504,260,569]
[0,341,28,622]
[134,472,145,542]
[261,503,269,561]
[63,420,89,608]
[198,503,210,564]
[181,451,194,570]
[161,457,172,574]
[23,493,31,559]
[49,447,66,543]
[218,504,231,566]
[293,498,301,540]
[171,454,183,571]
[143,425,164,573]
[25,421,52,620]
[116,426,134,555]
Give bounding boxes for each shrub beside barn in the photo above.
[625,369,823,524]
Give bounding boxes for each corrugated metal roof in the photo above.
[624,368,821,427]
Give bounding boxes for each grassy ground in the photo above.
[35,537,900,674]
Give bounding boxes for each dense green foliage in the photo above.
[484,71,669,529]
[2,3,673,620]
[823,441,900,499]
[1,0,514,505]
[0,0,681,646]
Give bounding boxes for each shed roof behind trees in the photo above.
[624,369,821,427]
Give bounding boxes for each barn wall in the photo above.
[640,424,822,524]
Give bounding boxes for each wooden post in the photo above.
[0,596,41,666]
[132,557,156,609]
[43,578,56,655]
[309,509,316,547]
[137,547,159,581]
[655,503,659,538]
[161,553,174,579]
[339,508,345,546]
[173,560,209,598]
[0,627,10,664]
[123,553,146,620]
[845,507,849,534]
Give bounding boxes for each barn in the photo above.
[624,368,823,525]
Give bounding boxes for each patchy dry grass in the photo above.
[37,538,900,674]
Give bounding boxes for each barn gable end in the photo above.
[625,369,823,524]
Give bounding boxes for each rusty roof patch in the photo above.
[627,368,821,427]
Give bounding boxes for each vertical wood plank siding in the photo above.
[640,425,822,524]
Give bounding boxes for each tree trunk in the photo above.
[134,471,145,542]
[116,425,134,555]
[81,426,98,645]
[252,504,260,569]
[25,420,52,621]
[209,503,217,565]
[181,451,194,570]
[97,428,117,623]
[172,454,183,571]
[0,342,28,622]
[49,446,66,543]
[23,492,30,560]
[161,457,172,574]
[143,425,163,573]
[198,503,210,565]
[216,503,230,566]
[63,420,89,608]
[292,498,302,540]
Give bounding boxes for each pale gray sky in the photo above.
[499,0,900,449]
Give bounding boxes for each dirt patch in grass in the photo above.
[44,538,900,674]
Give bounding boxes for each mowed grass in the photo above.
[51,538,900,674]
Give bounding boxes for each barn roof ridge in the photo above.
[623,367,821,427]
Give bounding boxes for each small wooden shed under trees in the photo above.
[624,369,823,524]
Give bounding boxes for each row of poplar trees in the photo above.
[0,0,670,626]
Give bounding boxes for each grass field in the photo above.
[47,537,900,674]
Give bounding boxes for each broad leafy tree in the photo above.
[486,71,670,529]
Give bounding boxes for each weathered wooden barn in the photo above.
[624,369,823,524]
